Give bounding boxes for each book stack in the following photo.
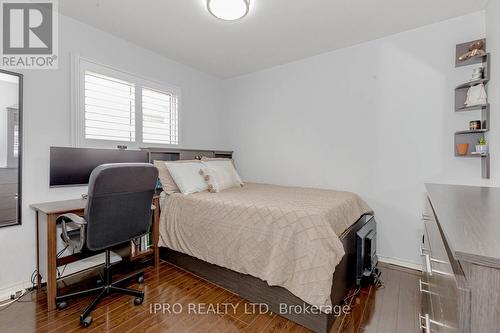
[130,231,153,257]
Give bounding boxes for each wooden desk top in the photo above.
[30,199,87,215]
[31,193,161,215]
[426,183,500,268]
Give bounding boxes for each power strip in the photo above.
[10,289,25,300]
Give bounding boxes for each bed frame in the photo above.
[143,147,374,333]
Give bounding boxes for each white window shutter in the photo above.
[84,71,136,142]
[142,88,179,145]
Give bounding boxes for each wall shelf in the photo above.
[470,152,489,157]
[455,78,489,89]
[456,152,489,158]
[455,53,488,67]
[454,39,490,179]
[455,104,489,112]
[455,38,488,67]
[455,129,488,135]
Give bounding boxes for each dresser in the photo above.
[421,184,500,333]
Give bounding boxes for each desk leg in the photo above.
[35,211,42,290]
[153,198,160,269]
[47,214,57,311]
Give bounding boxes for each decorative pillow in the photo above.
[200,160,243,193]
[165,161,208,195]
[153,160,179,194]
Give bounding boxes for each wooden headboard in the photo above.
[140,147,233,163]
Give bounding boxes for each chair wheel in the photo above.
[134,297,143,305]
[80,316,92,327]
[57,301,68,310]
[137,275,144,284]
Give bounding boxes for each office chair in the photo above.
[55,163,158,327]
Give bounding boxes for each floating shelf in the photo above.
[454,39,490,179]
[471,152,489,157]
[130,248,154,261]
[454,131,487,157]
[455,104,489,112]
[455,78,489,89]
[455,38,488,67]
[455,53,489,67]
[457,152,489,158]
[455,129,489,135]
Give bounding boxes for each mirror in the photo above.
[0,70,22,227]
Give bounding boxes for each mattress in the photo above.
[158,182,372,307]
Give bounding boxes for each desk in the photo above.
[30,194,160,312]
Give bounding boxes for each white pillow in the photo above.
[200,160,243,193]
[165,162,208,195]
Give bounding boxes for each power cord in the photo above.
[0,270,39,310]
[344,266,384,306]
[343,287,361,304]
[0,263,55,311]
[371,266,384,289]
[56,245,70,278]
[0,289,28,309]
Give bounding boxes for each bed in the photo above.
[143,148,374,333]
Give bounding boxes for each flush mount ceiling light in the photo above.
[207,0,250,21]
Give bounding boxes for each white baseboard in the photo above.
[378,255,422,271]
[0,280,32,302]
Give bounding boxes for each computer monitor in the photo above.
[49,147,149,187]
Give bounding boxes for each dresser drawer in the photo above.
[420,198,459,332]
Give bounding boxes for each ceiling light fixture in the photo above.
[207,0,249,21]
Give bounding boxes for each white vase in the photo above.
[476,145,488,154]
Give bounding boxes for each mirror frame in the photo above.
[0,69,23,228]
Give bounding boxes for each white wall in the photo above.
[222,11,491,267]
[0,14,225,295]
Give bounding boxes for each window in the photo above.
[13,124,18,157]
[84,72,136,142]
[74,58,180,147]
[142,88,178,145]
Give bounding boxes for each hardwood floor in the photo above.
[0,261,420,333]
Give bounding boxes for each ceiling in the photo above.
[59,0,488,78]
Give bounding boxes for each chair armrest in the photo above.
[58,213,87,225]
[57,214,87,252]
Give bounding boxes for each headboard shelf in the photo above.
[140,147,233,162]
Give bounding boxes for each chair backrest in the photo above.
[84,163,158,251]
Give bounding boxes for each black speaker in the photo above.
[355,217,378,286]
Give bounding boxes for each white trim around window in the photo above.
[71,55,181,149]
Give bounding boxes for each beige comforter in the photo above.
[159,183,372,307]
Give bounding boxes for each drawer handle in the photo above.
[422,213,432,221]
[421,247,448,264]
[419,313,431,333]
[420,313,453,331]
[424,253,432,274]
[418,279,435,295]
[420,244,430,256]
[422,253,454,277]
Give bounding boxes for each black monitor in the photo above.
[49,147,149,187]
